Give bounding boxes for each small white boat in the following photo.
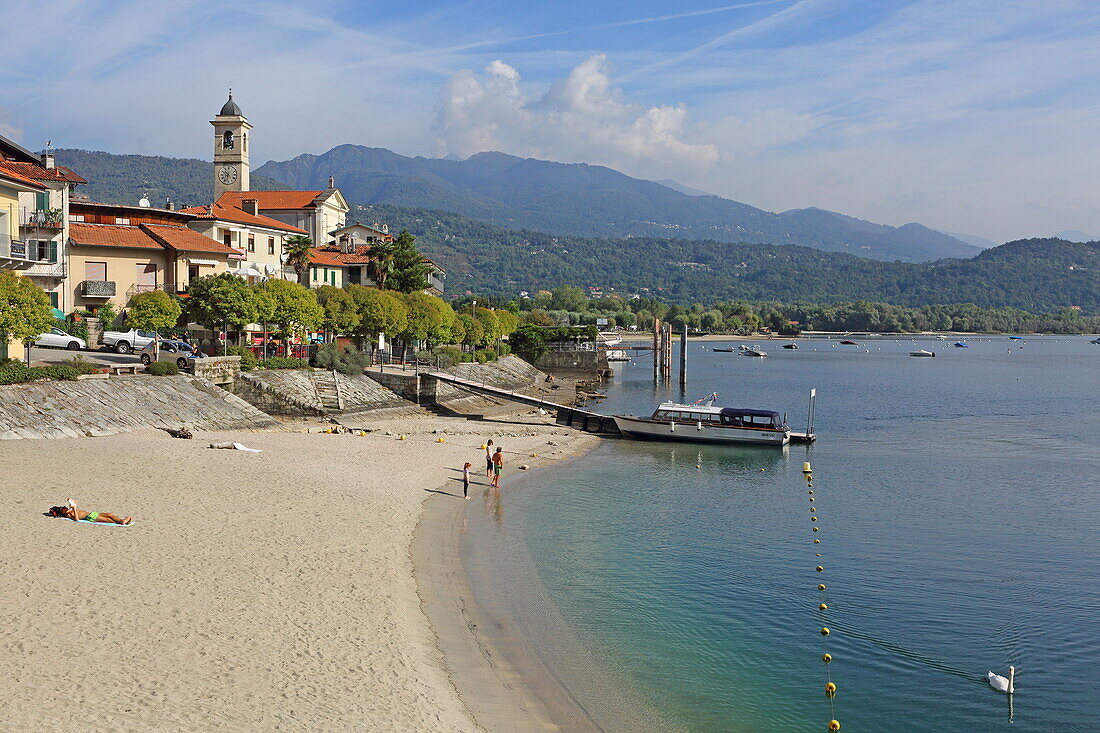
[741,346,768,357]
[613,399,790,445]
[605,349,629,362]
[910,349,936,357]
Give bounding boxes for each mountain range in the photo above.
[354,203,1099,312]
[255,146,983,263]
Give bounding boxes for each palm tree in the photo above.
[283,235,314,286]
[364,240,395,290]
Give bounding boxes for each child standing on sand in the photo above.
[462,462,471,499]
[492,447,504,489]
[485,440,495,477]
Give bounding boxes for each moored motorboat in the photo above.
[910,349,935,357]
[712,347,735,352]
[782,343,799,349]
[840,339,858,345]
[1090,337,1100,344]
[740,346,767,357]
[613,398,790,445]
[954,341,970,348]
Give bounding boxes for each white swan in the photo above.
[987,666,1014,694]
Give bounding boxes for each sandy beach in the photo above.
[0,415,595,731]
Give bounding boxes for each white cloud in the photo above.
[435,55,720,179]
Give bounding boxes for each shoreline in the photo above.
[413,435,603,732]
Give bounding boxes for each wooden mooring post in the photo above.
[653,317,662,382]
[679,324,688,387]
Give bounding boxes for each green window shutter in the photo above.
[312,267,317,282]
[36,191,49,210]
[47,240,57,262]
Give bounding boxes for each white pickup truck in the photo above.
[102,328,158,354]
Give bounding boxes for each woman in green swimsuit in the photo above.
[48,498,131,525]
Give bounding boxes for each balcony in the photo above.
[0,234,32,269]
[22,260,66,278]
[80,280,116,298]
[21,208,64,229]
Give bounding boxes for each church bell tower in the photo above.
[211,91,251,200]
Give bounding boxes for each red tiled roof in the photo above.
[0,160,85,184]
[0,167,47,191]
[218,190,322,211]
[315,243,442,271]
[142,224,237,255]
[181,201,307,234]
[69,223,163,250]
[308,248,347,267]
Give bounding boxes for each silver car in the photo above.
[139,340,202,370]
[33,327,87,351]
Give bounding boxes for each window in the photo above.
[188,265,199,282]
[35,191,50,210]
[221,229,232,247]
[49,291,59,308]
[223,130,234,150]
[247,234,255,252]
[85,261,107,281]
[115,217,130,225]
[136,263,157,291]
[32,240,57,263]
[312,267,318,282]
[267,237,275,255]
[69,214,85,222]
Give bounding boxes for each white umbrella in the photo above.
[235,266,264,277]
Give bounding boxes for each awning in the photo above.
[186,257,219,266]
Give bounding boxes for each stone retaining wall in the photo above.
[193,356,240,386]
[237,370,417,417]
[0,374,278,440]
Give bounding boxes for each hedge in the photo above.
[146,361,179,376]
[0,360,79,384]
[258,357,311,370]
[224,345,258,371]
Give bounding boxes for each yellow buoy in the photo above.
[398,434,407,440]
[819,603,828,611]
[822,653,832,663]
[821,627,830,636]
[809,497,814,502]
[437,437,446,443]
[808,490,813,494]
[760,468,765,471]
[531,453,538,457]
[812,527,819,532]
[815,553,822,557]
[816,565,824,572]
[813,538,820,544]
[828,719,841,731]
[480,444,487,450]
[810,507,816,512]
[825,682,837,694]
[811,516,817,522]
[818,584,826,590]
[802,462,812,473]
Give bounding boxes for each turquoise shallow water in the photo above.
[461,336,1100,732]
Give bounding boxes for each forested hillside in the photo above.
[53,149,285,208]
[355,204,1100,313]
[256,145,980,262]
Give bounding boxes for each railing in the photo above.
[21,208,63,228]
[23,260,66,278]
[80,280,116,297]
[126,282,172,298]
[0,232,29,261]
[427,272,445,294]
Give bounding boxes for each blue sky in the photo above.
[2,0,1099,241]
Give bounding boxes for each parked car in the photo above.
[139,340,203,370]
[34,328,87,351]
[102,328,158,354]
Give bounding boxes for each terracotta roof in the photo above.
[218,190,323,211]
[142,224,237,255]
[181,201,307,234]
[0,167,47,191]
[317,243,374,265]
[308,248,347,267]
[71,200,194,222]
[69,223,163,250]
[0,160,85,184]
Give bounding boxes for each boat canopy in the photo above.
[719,408,786,428]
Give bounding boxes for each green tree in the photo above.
[315,285,360,340]
[260,279,323,349]
[187,273,258,333]
[0,271,54,362]
[550,285,585,311]
[399,292,443,345]
[127,290,182,333]
[364,240,396,290]
[347,285,408,347]
[283,235,314,287]
[456,313,482,350]
[388,230,432,293]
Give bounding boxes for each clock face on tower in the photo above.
[219,165,238,185]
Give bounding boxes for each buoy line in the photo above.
[804,461,840,732]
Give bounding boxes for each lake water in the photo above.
[461,336,1100,732]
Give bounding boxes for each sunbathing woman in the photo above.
[48,498,131,525]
